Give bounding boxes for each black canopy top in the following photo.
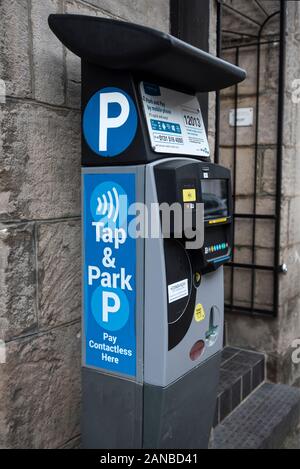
[48,14,246,93]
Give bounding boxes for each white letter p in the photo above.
[99,92,130,152]
[102,291,120,323]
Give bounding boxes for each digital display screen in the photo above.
[201,179,228,220]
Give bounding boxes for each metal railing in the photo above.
[215,0,287,317]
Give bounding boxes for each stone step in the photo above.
[210,383,300,449]
[214,346,265,427]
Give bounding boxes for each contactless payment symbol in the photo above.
[90,181,128,227]
[83,87,138,157]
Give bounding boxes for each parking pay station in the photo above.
[49,15,246,449]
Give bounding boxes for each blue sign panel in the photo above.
[83,172,136,377]
[83,87,138,157]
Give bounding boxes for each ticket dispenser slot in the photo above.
[48,14,246,450]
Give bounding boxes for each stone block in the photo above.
[260,147,276,195]
[281,245,300,271]
[234,195,276,216]
[256,195,276,214]
[235,147,255,196]
[234,197,254,214]
[65,1,112,109]
[233,246,274,266]
[286,1,300,35]
[220,94,277,147]
[219,147,234,173]
[31,0,65,105]
[233,246,252,264]
[224,266,232,303]
[222,5,259,41]
[279,197,290,248]
[64,0,169,108]
[208,93,216,154]
[222,44,279,98]
[254,270,274,307]
[255,219,275,249]
[257,94,278,145]
[265,42,280,92]
[37,220,81,329]
[282,145,300,198]
[285,11,300,97]
[209,0,217,55]
[0,321,81,448]
[231,217,274,249]
[226,264,274,309]
[283,96,300,148]
[280,244,300,305]
[82,0,170,32]
[220,146,256,197]
[0,0,31,98]
[272,344,300,386]
[234,218,253,246]
[232,268,252,303]
[277,296,300,357]
[0,101,81,220]
[221,145,278,198]
[60,435,81,449]
[0,223,37,341]
[287,196,300,245]
[220,96,256,147]
[225,312,279,355]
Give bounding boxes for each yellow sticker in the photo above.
[208,217,227,225]
[182,188,196,202]
[194,303,206,322]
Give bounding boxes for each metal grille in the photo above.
[215,1,286,317]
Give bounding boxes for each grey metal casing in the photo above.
[144,158,224,387]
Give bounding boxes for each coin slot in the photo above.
[205,305,220,347]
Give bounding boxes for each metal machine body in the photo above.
[49,14,246,449]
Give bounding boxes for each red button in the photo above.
[189,340,205,361]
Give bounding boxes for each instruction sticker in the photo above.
[194,304,206,322]
[140,82,210,157]
[168,279,188,303]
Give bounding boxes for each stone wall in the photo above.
[220,1,300,386]
[0,0,170,449]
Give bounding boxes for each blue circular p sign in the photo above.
[83,87,138,157]
[91,286,129,332]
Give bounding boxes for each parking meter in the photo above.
[49,14,246,449]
